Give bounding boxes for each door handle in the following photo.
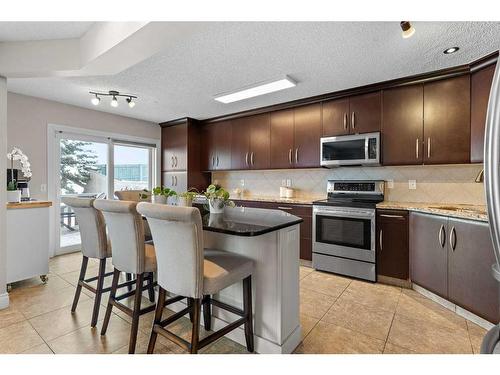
[171,176,174,186]
[351,112,355,129]
[288,149,292,164]
[427,137,431,158]
[277,206,293,210]
[416,138,419,159]
[171,156,174,168]
[295,148,299,164]
[175,176,178,186]
[379,229,383,251]
[438,224,446,248]
[216,155,219,167]
[450,226,457,251]
[343,113,348,130]
[175,156,178,167]
[212,156,215,167]
[245,152,249,166]
[380,214,405,219]
[250,152,254,166]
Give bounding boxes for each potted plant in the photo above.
[6,147,32,203]
[204,184,234,214]
[178,190,198,207]
[148,187,177,204]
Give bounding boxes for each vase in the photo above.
[208,198,225,214]
[152,195,167,204]
[178,197,193,207]
[7,190,21,203]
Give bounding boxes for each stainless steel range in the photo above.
[312,180,384,282]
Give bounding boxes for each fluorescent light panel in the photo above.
[214,76,296,104]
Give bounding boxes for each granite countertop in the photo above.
[198,205,303,236]
[230,195,321,205]
[377,201,488,222]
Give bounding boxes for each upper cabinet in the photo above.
[162,123,188,171]
[423,75,471,165]
[201,120,232,171]
[270,104,321,169]
[382,84,424,165]
[231,114,270,170]
[471,63,496,163]
[322,91,381,137]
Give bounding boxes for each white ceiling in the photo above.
[6,22,500,123]
[0,22,94,41]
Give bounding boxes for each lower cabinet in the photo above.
[233,200,312,261]
[410,212,500,323]
[376,209,409,280]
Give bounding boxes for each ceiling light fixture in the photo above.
[444,47,460,54]
[88,90,138,109]
[400,21,415,39]
[214,76,297,104]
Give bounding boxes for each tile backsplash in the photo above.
[213,164,486,205]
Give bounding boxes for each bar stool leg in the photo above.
[125,273,133,292]
[91,258,106,327]
[101,268,120,335]
[147,272,155,303]
[202,295,212,331]
[71,256,89,313]
[129,273,144,354]
[190,298,201,354]
[243,276,254,353]
[147,287,166,354]
[187,298,194,323]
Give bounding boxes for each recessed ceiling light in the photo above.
[400,21,415,39]
[444,47,460,54]
[214,76,297,104]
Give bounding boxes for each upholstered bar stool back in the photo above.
[137,204,204,298]
[93,199,155,274]
[61,197,108,259]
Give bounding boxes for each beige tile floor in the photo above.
[0,252,487,354]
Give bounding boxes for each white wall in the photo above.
[0,77,8,308]
[7,93,160,200]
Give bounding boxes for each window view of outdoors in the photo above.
[113,144,150,192]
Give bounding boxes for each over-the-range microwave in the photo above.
[320,132,380,167]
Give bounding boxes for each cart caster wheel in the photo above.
[6,284,12,293]
[40,275,49,284]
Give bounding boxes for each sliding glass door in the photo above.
[54,132,156,255]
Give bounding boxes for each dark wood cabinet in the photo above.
[322,98,349,136]
[382,84,424,165]
[233,200,312,261]
[231,114,270,170]
[448,218,499,323]
[423,75,471,164]
[349,91,382,134]
[471,63,496,163]
[376,209,409,280]
[293,103,322,168]
[160,118,210,192]
[230,117,250,170]
[410,212,448,298]
[201,120,232,171]
[270,109,295,169]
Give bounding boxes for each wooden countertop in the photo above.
[6,201,53,209]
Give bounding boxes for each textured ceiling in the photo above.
[0,21,94,41]
[6,22,500,123]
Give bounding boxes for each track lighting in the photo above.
[88,90,138,109]
[400,21,415,39]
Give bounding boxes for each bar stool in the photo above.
[137,203,255,354]
[94,199,158,354]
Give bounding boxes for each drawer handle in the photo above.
[379,229,383,251]
[416,138,419,159]
[438,224,446,248]
[427,137,431,159]
[450,226,457,251]
[277,206,293,210]
[343,113,347,130]
[380,214,405,219]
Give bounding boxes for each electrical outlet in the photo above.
[408,180,417,190]
[40,184,47,192]
[286,179,291,187]
[387,179,394,189]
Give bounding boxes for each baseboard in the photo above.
[377,275,412,289]
[0,292,9,309]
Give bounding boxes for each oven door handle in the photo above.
[314,209,375,220]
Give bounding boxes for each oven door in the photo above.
[313,206,375,262]
[320,132,380,167]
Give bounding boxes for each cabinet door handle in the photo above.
[450,226,457,251]
[216,155,219,167]
[212,156,215,167]
[438,224,446,248]
[277,206,293,210]
[295,148,299,164]
[379,229,383,251]
[351,112,355,129]
[427,137,431,158]
[416,138,419,159]
[288,149,292,164]
[175,176,178,186]
[171,176,174,186]
[171,156,175,168]
[343,113,348,130]
[380,214,405,219]
[175,156,178,167]
[245,152,249,166]
[250,152,254,166]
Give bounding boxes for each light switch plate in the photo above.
[40,184,47,192]
[408,180,417,190]
[387,179,394,189]
[286,179,291,187]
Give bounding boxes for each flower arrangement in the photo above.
[203,184,234,213]
[7,147,32,191]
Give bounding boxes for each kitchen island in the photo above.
[168,205,303,354]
